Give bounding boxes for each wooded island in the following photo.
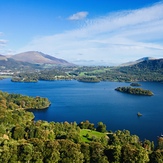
[115,86,153,96]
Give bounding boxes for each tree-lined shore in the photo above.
[0,90,163,162]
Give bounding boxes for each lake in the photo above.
[0,78,163,143]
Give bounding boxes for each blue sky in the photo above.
[0,0,163,65]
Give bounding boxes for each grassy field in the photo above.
[0,75,12,78]
[80,129,107,143]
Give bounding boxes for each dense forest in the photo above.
[0,90,163,162]
[115,87,154,96]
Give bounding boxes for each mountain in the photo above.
[120,57,163,70]
[9,51,73,66]
[0,57,39,71]
[118,58,163,82]
[133,58,163,70]
[120,57,155,66]
[0,54,8,61]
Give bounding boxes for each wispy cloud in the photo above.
[68,11,89,20]
[18,2,163,65]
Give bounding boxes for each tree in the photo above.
[43,141,60,163]
[78,120,95,130]
[149,150,163,163]
[80,142,90,163]
[90,142,109,163]
[105,145,122,163]
[121,144,149,163]
[96,122,107,133]
[17,143,33,162]
[58,139,84,163]
[12,125,25,140]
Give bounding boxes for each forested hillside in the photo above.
[118,59,163,82]
[0,91,163,162]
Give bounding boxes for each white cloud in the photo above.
[17,2,163,65]
[68,11,89,20]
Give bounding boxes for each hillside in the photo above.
[0,54,8,61]
[132,58,163,70]
[120,57,155,66]
[9,51,74,66]
[120,58,163,72]
[0,57,40,71]
[118,58,163,81]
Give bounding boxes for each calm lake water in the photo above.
[0,78,163,142]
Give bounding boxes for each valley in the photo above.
[0,51,163,83]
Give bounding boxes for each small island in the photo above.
[115,86,153,96]
[137,112,142,117]
[130,82,141,87]
[11,77,38,83]
[77,76,100,83]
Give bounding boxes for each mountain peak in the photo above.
[9,51,74,66]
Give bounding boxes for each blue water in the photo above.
[0,78,163,142]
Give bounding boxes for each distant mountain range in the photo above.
[0,51,162,74]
